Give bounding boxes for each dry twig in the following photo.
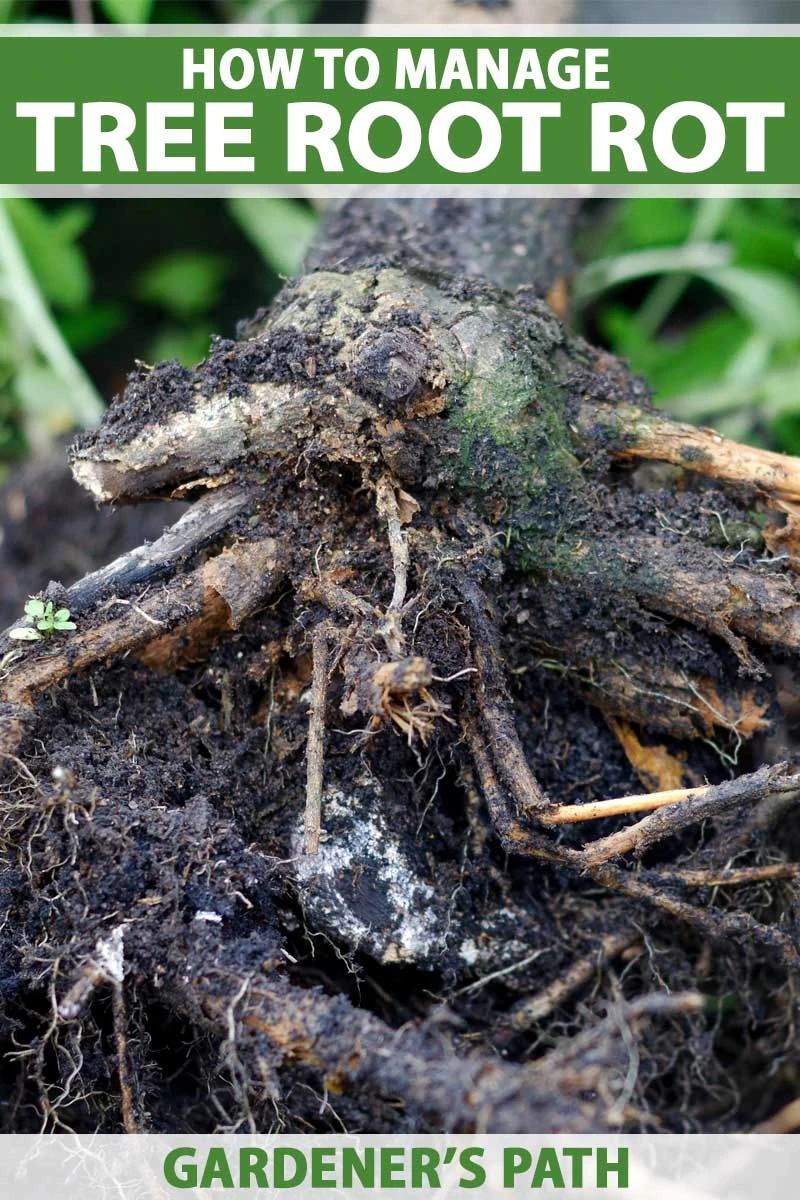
[304,626,330,855]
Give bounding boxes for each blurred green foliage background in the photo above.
[577,197,800,453]
[1,2,800,476]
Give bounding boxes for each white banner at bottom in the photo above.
[0,1134,796,1200]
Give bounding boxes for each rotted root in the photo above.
[577,400,800,503]
[299,473,457,850]
[7,250,800,1132]
[462,713,800,971]
[456,576,549,816]
[444,530,800,938]
[171,924,710,1133]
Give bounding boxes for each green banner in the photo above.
[0,31,798,187]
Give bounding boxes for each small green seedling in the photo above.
[9,598,76,642]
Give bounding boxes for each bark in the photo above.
[309,198,580,301]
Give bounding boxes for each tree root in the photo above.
[169,923,709,1133]
[184,968,571,1132]
[652,862,800,889]
[304,626,329,855]
[506,932,641,1032]
[458,573,800,902]
[464,717,800,972]
[111,977,137,1135]
[62,484,256,613]
[0,506,287,755]
[556,533,800,670]
[525,621,772,743]
[578,765,800,866]
[546,782,726,824]
[10,751,687,1135]
[456,577,549,815]
[375,474,412,655]
[4,238,800,1132]
[578,400,800,503]
[544,764,800,859]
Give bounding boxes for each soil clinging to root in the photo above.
[1,203,800,1135]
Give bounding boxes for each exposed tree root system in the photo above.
[1,200,800,1134]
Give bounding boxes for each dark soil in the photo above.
[1,613,795,1134]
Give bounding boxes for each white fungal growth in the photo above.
[292,782,537,979]
[95,923,125,985]
[293,782,445,965]
[459,938,480,966]
[58,923,127,1021]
